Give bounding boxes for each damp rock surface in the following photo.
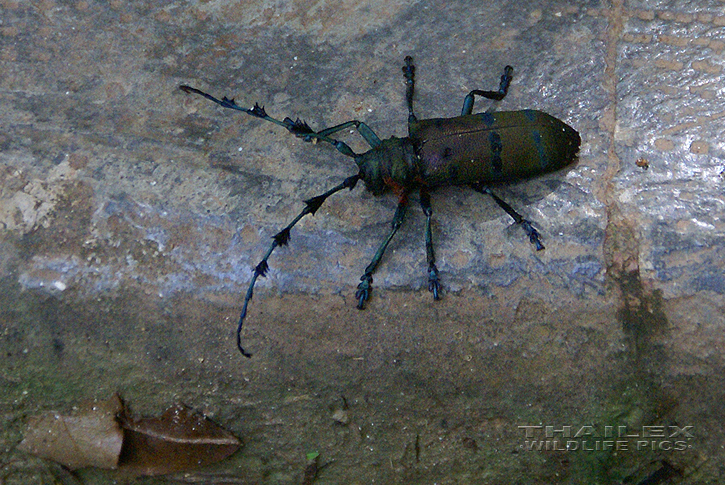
[1,1,723,483]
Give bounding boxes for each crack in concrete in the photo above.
[597,1,670,361]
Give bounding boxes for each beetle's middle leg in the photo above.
[420,187,441,299]
[471,184,545,251]
[355,194,409,309]
[461,65,514,116]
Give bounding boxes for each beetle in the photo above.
[180,56,580,357]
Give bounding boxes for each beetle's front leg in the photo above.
[420,188,441,300]
[403,56,418,126]
[471,184,545,251]
[355,195,409,309]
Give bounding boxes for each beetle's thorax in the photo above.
[355,137,420,195]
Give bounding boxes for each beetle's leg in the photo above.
[316,120,382,149]
[461,65,514,116]
[180,85,359,158]
[355,194,409,309]
[471,184,545,251]
[420,188,441,300]
[402,56,418,126]
[236,174,361,357]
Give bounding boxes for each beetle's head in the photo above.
[355,137,418,196]
[354,151,387,196]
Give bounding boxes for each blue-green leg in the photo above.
[420,188,440,299]
[356,197,409,309]
[403,56,418,127]
[460,65,513,116]
[471,184,545,251]
[236,174,360,357]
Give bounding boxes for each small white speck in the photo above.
[238,147,243,152]
[691,218,715,230]
[53,281,67,291]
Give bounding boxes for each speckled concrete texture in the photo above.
[0,0,723,483]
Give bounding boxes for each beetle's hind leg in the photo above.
[471,184,545,251]
[355,194,409,309]
[461,65,514,116]
[420,188,441,299]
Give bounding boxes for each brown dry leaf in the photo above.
[17,394,124,470]
[18,395,241,476]
[118,403,242,476]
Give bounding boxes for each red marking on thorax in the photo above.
[383,176,409,203]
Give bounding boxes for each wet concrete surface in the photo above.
[1,0,724,483]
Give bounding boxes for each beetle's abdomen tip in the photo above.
[567,126,582,163]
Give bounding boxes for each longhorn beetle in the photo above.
[180,56,580,357]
